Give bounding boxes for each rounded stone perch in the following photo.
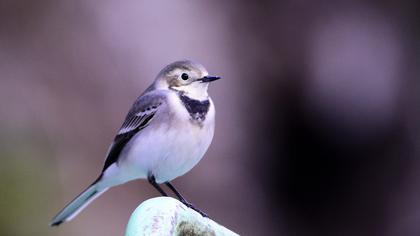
[125,197,239,236]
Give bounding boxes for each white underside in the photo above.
[99,91,215,187]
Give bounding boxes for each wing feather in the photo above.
[101,92,165,172]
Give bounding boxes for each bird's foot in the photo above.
[181,201,208,218]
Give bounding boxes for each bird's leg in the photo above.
[165,181,208,217]
[147,175,168,196]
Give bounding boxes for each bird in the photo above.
[50,60,220,226]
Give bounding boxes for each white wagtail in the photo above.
[50,60,220,226]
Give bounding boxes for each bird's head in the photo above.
[153,60,220,100]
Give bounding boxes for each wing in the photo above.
[101,92,165,172]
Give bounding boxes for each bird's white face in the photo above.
[154,60,219,101]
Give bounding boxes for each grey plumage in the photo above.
[103,93,165,171]
[50,184,108,226]
[50,60,220,226]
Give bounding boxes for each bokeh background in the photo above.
[1,0,419,235]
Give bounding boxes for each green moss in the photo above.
[176,220,216,236]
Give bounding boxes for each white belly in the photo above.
[114,93,215,184]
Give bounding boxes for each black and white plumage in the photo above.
[179,93,210,122]
[102,94,163,172]
[50,60,220,226]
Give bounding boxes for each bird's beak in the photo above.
[199,76,221,83]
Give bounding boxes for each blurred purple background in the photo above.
[0,1,419,235]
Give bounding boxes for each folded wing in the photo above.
[101,92,164,172]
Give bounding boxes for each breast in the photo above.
[115,91,215,183]
[167,92,216,152]
[150,93,215,182]
[166,92,215,127]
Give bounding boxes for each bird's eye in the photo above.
[181,73,189,80]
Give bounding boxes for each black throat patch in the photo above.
[179,94,210,122]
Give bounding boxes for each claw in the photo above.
[182,201,209,218]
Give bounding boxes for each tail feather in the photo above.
[50,182,108,226]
